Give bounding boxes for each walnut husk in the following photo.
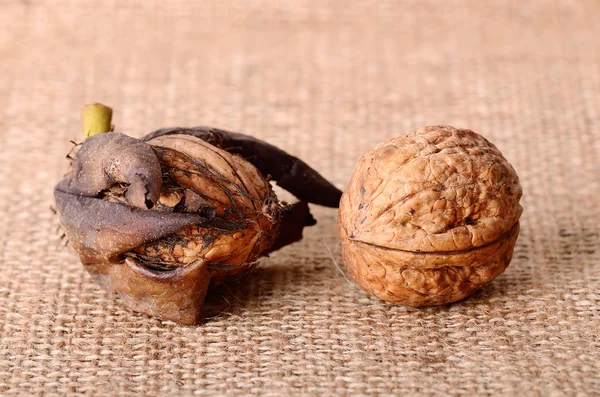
[338,126,523,306]
[55,127,341,324]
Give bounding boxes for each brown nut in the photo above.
[55,128,342,324]
[338,126,523,306]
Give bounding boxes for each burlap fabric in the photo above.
[1,1,599,395]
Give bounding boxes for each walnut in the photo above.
[55,125,341,324]
[338,126,523,306]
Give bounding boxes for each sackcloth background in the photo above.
[0,1,599,395]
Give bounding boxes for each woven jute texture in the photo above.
[1,1,599,395]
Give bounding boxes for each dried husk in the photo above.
[55,128,341,324]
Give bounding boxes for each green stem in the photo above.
[82,103,113,139]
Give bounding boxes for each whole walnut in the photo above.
[338,126,522,306]
[55,126,341,324]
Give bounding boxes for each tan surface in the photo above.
[339,126,523,252]
[1,1,599,395]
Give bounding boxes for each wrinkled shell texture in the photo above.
[339,126,523,306]
[133,134,280,281]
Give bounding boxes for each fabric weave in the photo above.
[0,1,598,395]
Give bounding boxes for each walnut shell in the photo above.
[132,133,281,282]
[338,126,523,306]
